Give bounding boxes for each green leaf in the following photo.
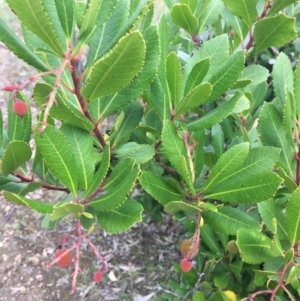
[205,146,282,203]
[86,0,153,66]
[166,52,182,108]
[204,142,249,192]
[239,65,269,86]
[207,171,281,204]
[75,1,86,29]
[164,201,200,214]
[170,4,198,34]
[89,25,160,120]
[180,0,198,13]
[258,199,288,240]
[79,0,103,39]
[90,165,139,211]
[268,0,297,16]
[183,57,210,97]
[175,83,212,116]
[54,0,75,39]
[192,131,204,177]
[202,206,260,235]
[60,125,94,191]
[139,171,182,205]
[294,56,300,120]
[205,50,245,102]
[286,187,300,245]
[258,103,294,177]
[183,34,229,84]
[114,142,139,156]
[81,31,145,101]
[0,19,48,71]
[237,229,274,264]
[6,0,66,56]
[3,191,53,214]
[156,15,171,120]
[187,91,243,131]
[80,206,95,230]
[51,203,84,221]
[198,0,225,33]
[1,141,31,176]
[84,145,110,198]
[221,0,258,29]
[19,182,44,197]
[273,53,294,111]
[254,14,297,54]
[116,144,155,164]
[200,224,223,255]
[34,124,78,196]
[96,200,143,233]
[33,83,94,132]
[111,100,143,148]
[162,120,188,179]
[211,124,224,159]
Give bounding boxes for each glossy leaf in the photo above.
[87,158,140,211]
[162,120,188,179]
[272,52,294,111]
[0,19,48,71]
[239,65,269,86]
[183,35,229,85]
[111,100,143,148]
[6,0,66,56]
[268,0,296,16]
[54,0,74,39]
[254,14,296,54]
[205,50,245,102]
[202,206,260,235]
[84,145,110,198]
[51,203,84,221]
[1,141,31,176]
[79,0,103,39]
[258,199,289,241]
[166,51,182,107]
[200,224,223,255]
[286,188,300,245]
[237,229,274,264]
[81,31,145,101]
[33,83,94,132]
[170,4,198,34]
[60,125,94,191]
[139,171,182,205]
[89,25,160,120]
[175,83,212,116]
[258,103,294,177]
[222,0,258,28]
[187,91,243,131]
[198,0,225,33]
[205,142,249,192]
[183,57,210,97]
[116,144,155,164]
[3,191,53,214]
[34,125,78,196]
[96,200,143,233]
[164,201,200,214]
[86,0,153,66]
[294,56,300,119]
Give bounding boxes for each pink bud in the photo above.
[2,85,17,91]
[93,269,103,283]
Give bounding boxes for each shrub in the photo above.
[0,0,300,299]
